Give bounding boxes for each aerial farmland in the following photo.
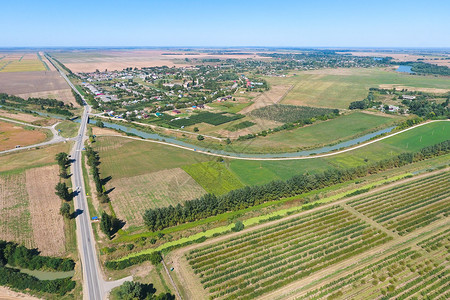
[0,3,450,298]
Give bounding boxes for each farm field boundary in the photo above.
[111,170,430,262]
[169,169,449,299]
[95,119,449,161]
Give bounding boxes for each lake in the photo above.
[396,65,414,74]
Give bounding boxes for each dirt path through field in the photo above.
[168,168,449,299]
[341,203,399,239]
[271,219,450,300]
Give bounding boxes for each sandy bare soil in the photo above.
[26,165,66,256]
[378,84,450,93]
[240,84,293,114]
[92,126,124,136]
[0,286,41,300]
[0,121,47,151]
[0,71,75,105]
[0,110,45,124]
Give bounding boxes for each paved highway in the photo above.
[47,54,131,299]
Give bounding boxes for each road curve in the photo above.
[96,119,449,161]
[0,117,70,155]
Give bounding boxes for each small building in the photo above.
[402,95,416,100]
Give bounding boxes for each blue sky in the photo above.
[1,0,449,47]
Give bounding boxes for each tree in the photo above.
[116,281,143,300]
[226,138,231,144]
[115,281,161,300]
[55,152,69,168]
[96,120,104,128]
[193,127,199,132]
[197,135,204,141]
[232,220,244,232]
[60,203,71,219]
[55,182,71,201]
[100,212,112,239]
[149,252,162,266]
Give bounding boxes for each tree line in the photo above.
[0,93,75,116]
[0,240,75,271]
[0,240,75,295]
[85,146,110,204]
[143,140,450,232]
[72,90,85,106]
[403,61,450,76]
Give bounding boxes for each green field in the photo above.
[209,102,252,114]
[96,121,449,190]
[229,121,450,184]
[55,121,80,138]
[95,137,211,180]
[182,161,245,195]
[0,142,73,173]
[232,112,401,153]
[265,68,450,109]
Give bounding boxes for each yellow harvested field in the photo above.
[17,88,78,107]
[0,59,46,73]
[110,168,206,228]
[0,172,34,248]
[51,49,265,72]
[0,70,76,106]
[26,165,66,256]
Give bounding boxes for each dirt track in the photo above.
[167,168,449,300]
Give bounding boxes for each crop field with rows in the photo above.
[304,229,450,300]
[170,112,244,127]
[348,171,450,235]
[185,206,392,300]
[248,104,335,123]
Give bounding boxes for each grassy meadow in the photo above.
[94,121,449,231]
[55,121,80,138]
[230,121,450,183]
[264,68,450,109]
[182,161,245,195]
[231,112,402,153]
